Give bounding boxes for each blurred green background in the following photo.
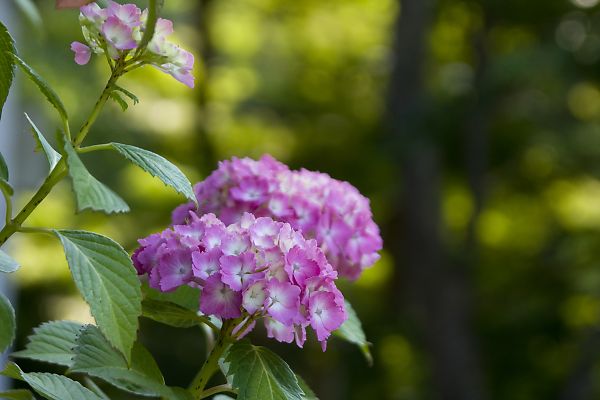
[5,0,600,398]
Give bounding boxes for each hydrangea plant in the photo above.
[0,2,380,399]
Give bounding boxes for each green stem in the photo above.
[77,143,113,154]
[199,384,237,399]
[0,159,67,246]
[188,321,235,399]
[72,61,125,147]
[17,226,53,235]
[62,118,72,142]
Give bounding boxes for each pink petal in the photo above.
[70,41,91,65]
[101,16,137,50]
[266,280,300,325]
[199,273,242,319]
[242,281,267,314]
[192,249,222,280]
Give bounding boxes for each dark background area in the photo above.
[4,0,600,398]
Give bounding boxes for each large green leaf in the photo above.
[2,362,102,400]
[0,250,19,273]
[0,389,36,399]
[82,378,110,400]
[0,292,15,353]
[141,298,208,328]
[0,21,15,119]
[296,375,318,400]
[333,300,372,365]
[12,321,83,367]
[110,143,195,201]
[224,341,304,400]
[24,113,61,171]
[23,373,102,400]
[70,325,190,398]
[70,325,162,396]
[63,140,129,214]
[54,230,141,361]
[9,53,67,122]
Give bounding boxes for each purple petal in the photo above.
[192,249,222,280]
[70,41,91,65]
[199,273,242,319]
[157,248,193,292]
[266,280,300,325]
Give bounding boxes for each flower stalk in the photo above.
[188,320,235,399]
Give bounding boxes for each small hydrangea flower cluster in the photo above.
[133,212,347,350]
[172,155,382,280]
[70,1,194,87]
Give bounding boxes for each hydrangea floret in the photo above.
[172,155,383,280]
[133,212,347,350]
[70,1,194,87]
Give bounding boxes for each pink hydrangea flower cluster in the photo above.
[70,1,194,87]
[133,212,347,350]
[172,155,382,280]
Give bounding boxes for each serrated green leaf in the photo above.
[109,91,128,112]
[12,320,84,367]
[82,378,110,400]
[63,140,129,214]
[224,341,304,400]
[0,292,15,354]
[54,230,141,362]
[141,298,206,328]
[110,143,195,201]
[0,152,8,181]
[113,85,139,105]
[2,363,98,400]
[296,375,318,400]
[9,53,67,122]
[24,113,61,171]
[334,300,372,365]
[0,22,15,120]
[70,325,191,398]
[0,389,35,400]
[138,0,164,50]
[0,250,19,273]
[22,372,103,400]
[70,325,161,396]
[71,325,128,370]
